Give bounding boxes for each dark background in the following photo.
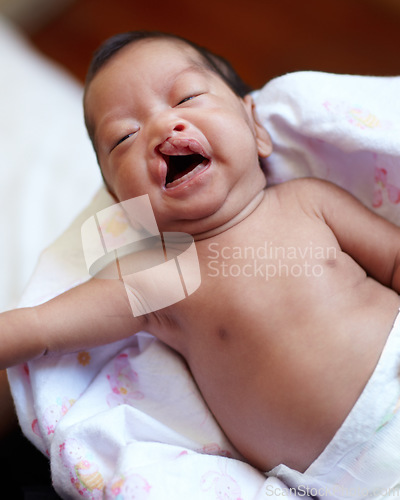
[26,0,400,89]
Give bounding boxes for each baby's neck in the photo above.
[194,189,265,241]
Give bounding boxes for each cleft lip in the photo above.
[157,136,208,158]
[157,137,211,189]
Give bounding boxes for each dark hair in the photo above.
[85,30,252,97]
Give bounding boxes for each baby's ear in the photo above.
[243,95,273,158]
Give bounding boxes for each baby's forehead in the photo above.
[86,38,216,108]
[132,41,213,87]
[124,37,207,62]
[87,39,211,103]
[84,38,217,148]
[146,43,224,90]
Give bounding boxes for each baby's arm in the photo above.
[0,277,147,369]
[307,179,400,292]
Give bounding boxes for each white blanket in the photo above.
[7,50,400,500]
[0,16,102,313]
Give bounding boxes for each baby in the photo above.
[2,31,400,485]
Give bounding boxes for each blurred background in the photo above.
[2,0,400,88]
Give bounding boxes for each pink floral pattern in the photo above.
[373,167,400,208]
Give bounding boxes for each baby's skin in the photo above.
[1,38,400,473]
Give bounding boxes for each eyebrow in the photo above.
[158,61,210,91]
[175,61,209,77]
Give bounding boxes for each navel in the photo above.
[325,258,337,268]
[217,327,229,341]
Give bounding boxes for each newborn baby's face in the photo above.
[85,38,270,234]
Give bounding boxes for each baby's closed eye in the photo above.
[176,93,205,106]
[112,131,138,151]
[116,133,134,146]
[177,95,196,105]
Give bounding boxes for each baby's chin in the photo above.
[157,193,255,238]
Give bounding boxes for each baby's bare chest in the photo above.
[170,219,350,355]
[163,201,382,373]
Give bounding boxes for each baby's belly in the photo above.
[184,278,400,472]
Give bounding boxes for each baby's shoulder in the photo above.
[269,177,337,210]
[272,177,336,196]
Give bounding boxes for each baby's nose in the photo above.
[149,111,188,148]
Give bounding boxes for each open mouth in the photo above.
[163,153,210,188]
[158,137,211,189]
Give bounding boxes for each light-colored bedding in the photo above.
[0,16,101,312]
[3,15,400,500]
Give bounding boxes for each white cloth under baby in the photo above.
[8,71,400,499]
[269,310,400,499]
